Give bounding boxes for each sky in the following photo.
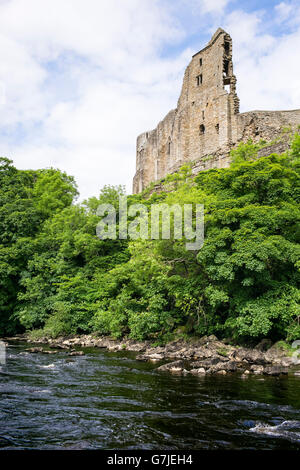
[0,0,300,200]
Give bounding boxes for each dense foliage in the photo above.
[0,134,299,344]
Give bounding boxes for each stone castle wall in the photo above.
[133,28,300,193]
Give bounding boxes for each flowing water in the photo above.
[1,341,300,450]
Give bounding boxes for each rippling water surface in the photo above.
[1,342,300,450]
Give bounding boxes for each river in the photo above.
[1,341,300,450]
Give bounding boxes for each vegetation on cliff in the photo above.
[0,134,299,344]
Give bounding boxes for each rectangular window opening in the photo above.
[199,58,202,66]
[196,74,203,86]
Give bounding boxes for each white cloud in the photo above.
[274,1,300,27]
[0,0,187,198]
[201,0,231,14]
[0,0,180,60]
[0,0,299,200]
[275,2,293,22]
[224,8,300,111]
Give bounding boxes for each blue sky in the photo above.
[0,0,299,199]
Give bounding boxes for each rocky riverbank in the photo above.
[5,333,300,378]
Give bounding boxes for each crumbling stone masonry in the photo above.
[133,28,300,193]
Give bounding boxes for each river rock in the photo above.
[107,344,123,352]
[148,353,165,363]
[157,360,186,373]
[190,367,206,375]
[279,358,293,367]
[198,335,218,344]
[93,337,112,348]
[68,350,84,356]
[189,356,227,371]
[172,367,188,374]
[264,342,291,362]
[27,347,44,353]
[50,344,68,350]
[71,338,83,346]
[124,340,148,352]
[222,361,239,372]
[136,353,148,361]
[242,370,250,377]
[27,347,59,354]
[263,365,288,376]
[193,349,214,360]
[250,365,265,374]
[17,332,296,378]
[231,348,270,365]
[208,360,239,373]
[255,339,273,351]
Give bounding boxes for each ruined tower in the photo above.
[133,28,300,193]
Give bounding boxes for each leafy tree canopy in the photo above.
[0,134,299,345]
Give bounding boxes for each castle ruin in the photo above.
[133,28,300,193]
